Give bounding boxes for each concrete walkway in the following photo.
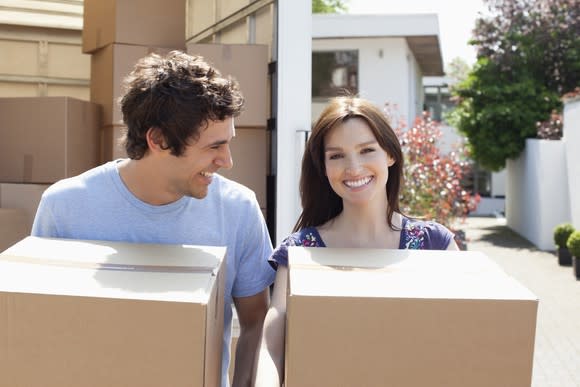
[463,216,580,387]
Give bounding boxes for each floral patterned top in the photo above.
[269,216,454,268]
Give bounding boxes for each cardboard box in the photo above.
[218,128,267,209]
[286,247,538,387]
[0,208,28,252]
[186,44,269,127]
[0,97,101,183]
[100,124,128,162]
[0,183,50,230]
[82,0,186,53]
[0,236,226,387]
[90,43,176,125]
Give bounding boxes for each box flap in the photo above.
[288,247,538,301]
[0,236,226,303]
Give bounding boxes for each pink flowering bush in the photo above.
[387,106,480,247]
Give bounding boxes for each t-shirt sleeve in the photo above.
[30,191,59,237]
[401,218,455,250]
[428,221,455,250]
[230,197,276,298]
[268,234,301,269]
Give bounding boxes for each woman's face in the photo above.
[323,117,395,208]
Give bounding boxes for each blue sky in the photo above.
[346,0,488,67]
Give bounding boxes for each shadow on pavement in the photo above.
[467,220,555,254]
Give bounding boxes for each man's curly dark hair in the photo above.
[120,50,244,159]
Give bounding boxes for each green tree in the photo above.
[450,0,580,171]
[312,0,348,13]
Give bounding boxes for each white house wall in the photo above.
[312,37,418,125]
[506,139,571,250]
[564,98,580,228]
[276,0,312,244]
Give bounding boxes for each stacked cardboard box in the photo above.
[83,0,186,162]
[0,97,100,251]
[285,247,539,387]
[0,209,28,252]
[186,43,269,210]
[0,236,226,386]
[0,183,50,251]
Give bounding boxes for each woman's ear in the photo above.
[387,156,395,167]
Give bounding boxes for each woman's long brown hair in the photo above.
[293,96,404,232]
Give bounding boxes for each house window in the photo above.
[312,50,358,99]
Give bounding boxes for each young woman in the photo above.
[253,96,459,386]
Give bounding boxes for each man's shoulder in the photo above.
[212,174,257,204]
[42,163,113,200]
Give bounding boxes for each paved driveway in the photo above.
[463,216,580,387]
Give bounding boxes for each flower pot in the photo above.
[574,256,580,280]
[558,247,572,266]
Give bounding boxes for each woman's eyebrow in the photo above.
[325,140,378,152]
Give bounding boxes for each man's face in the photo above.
[162,117,235,200]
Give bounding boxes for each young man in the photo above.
[32,51,276,387]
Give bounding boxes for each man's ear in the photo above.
[145,127,167,153]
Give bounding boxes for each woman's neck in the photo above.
[318,200,402,249]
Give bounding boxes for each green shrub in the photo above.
[566,230,580,257]
[554,223,575,248]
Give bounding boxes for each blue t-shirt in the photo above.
[32,160,276,387]
[270,216,455,267]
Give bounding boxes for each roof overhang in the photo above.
[313,13,444,76]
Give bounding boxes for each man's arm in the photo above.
[232,288,270,387]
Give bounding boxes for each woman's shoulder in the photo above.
[269,227,325,269]
[400,216,454,250]
[289,227,325,247]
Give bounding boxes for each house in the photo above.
[311,13,444,127]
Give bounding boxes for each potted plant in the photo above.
[553,223,575,266]
[566,230,580,280]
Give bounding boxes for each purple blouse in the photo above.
[269,217,454,268]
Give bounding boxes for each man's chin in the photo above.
[188,188,209,200]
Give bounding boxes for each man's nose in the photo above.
[215,144,233,169]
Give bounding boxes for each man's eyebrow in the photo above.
[205,139,229,148]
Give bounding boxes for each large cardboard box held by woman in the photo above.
[285,247,538,387]
[0,237,226,387]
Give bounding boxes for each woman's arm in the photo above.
[446,239,460,250]
[253,266,289,387]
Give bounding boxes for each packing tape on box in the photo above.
[0,255,217,274]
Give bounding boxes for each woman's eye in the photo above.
[361,147,375,154]
[328,154,342,160]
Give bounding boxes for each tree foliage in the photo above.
[450,0,580,171]
[388,106,479,236]
[312,0,348,13]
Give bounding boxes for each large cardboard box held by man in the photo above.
[0,237,226,387]
[286,247,538,387]
[0,97,100,183]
